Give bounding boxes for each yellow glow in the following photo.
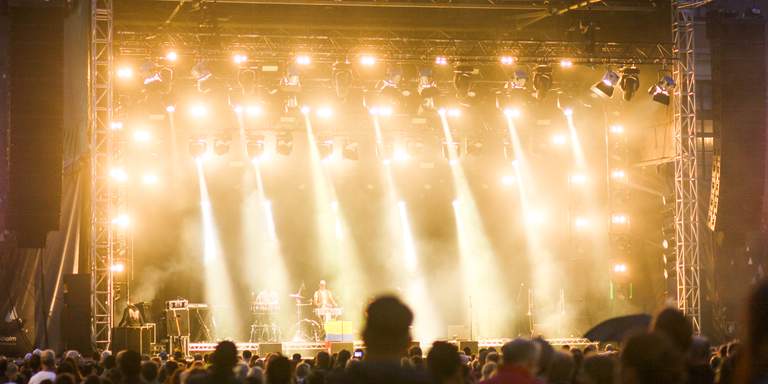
[370,106,393,116]
[500,56,516,65]
[393,147,410,163]
[560,59,574,68]
[611,169,627,181]
[569,173,588,185]
[110,121,124,130]
[525,210,546,225]
[165,105,176,113]
[111,214,130,229]
[360,55,377,66]
[233,53,248,64]
[563,108,574,117]
[610,124,625,134]
[110,263,125,273]
[246,105,263,117]
[447,108,461,118]
[611,213,630,225]
[295,54,312,65]
[551,133,568,146]
[503,108,521,118]
[613,263,628,273]
[300,105,311,115]
[142,172,159,185]
[109,168,128,182]
[165,51,178,62]
[574,216,590,230]
[189,104,208,118]
[501,175,516,186]
[116,66,133,79]
[316,106,333,119]
[133,129,151,143]
[435,56,449,65]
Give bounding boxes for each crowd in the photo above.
[2,279,767,384]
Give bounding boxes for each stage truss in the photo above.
[88,0,699,350]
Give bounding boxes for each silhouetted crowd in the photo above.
[2,279,768,384]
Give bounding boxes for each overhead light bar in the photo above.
[591,70,620,98]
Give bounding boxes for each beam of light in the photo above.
[440,114,509,338]
[564,112,587,168]
[196,161,242,339]
[303,115,365,327]
[373,115,440,341]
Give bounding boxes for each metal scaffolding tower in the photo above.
[672,2,701,333]
[90,0,124,351]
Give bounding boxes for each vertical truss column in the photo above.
[90,0,115,351]
[672,3,701,333]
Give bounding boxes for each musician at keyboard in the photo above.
[313,280,339,323]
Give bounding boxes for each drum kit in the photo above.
[248,288,344,343]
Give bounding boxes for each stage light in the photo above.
[233,53,248,65]
[111,214,131,229]
[295,54,312,65]
[611,169,627,182]
[503,107,521,118]
[360,55,376,66]
[442,140,462,160]
[619,67,640,101]
[662,239,670,249]
[551,133,568,146]
[109,167,128,182]
[532,65,552,100]
[613,263,628,274]
[189,103,208,118]
[449,159,459,166]
[246,104,263,117]
[110,263,125,273]
[300,105,311,115]
[501,175,516,186]
[316,106,333,119]
[369,105,393,116]
[569,173,588,185]
[116,66,133,79]
[214,138,230,156]
[133,129,151,143]
[342,140,360,160]
[189,138,207,158]
[611,213,630,225]
[609,124,625,134]
[233,105,243,114]
[440,107,461,118]
[142,172,159,185]
[317,137,334,159]
[649,75,675,105]
[435,56,448,65]
[276,133,294,156]
[563,108,574,117]
[453,65,476,100]
[165,51,178,62]
[165,105,176,113]
[110,121,123,130]
[246,135,266,160]
[574,216,590,230]
[591,70,620,98]
[393,146,410,163]
[500,56,516,65]
[560,59,574,68]
[525,210,546,225]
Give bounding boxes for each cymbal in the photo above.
[289,294,305,299]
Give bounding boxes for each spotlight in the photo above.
[300,105,311,115]
[648,75,675,105]
[532,65,553,101]
[563,108,574,117]
[109,168,128,182]
[393,146,409,163]
[133,129,152,143]
[525,211,546,225]
[360,55,377,66]
[560,59,574,68]
[501,175,516,186]
[551,133,568,146]
[165,105,176,113]
[574,216,590,230]
[295,54,312,66]
[116,66,133,79]
[142,172,159,185]
[189,103,208,118]
[165,51,178,62]
[609,124,625,134]
[245,104,263,117]
[500,56,516,65]
[369,105,393,117]
[276,133,294,156]
[214,138,231,156]
[316,106,333,119]
[189,138,207,158]
[435,56,449,65]
[619,67,640,101]
[611,213,630,225]
[569,173,588,185]
[110,121,124,130]
[503,108,521,118]
[342,140,360,160]
[613,263,628,274]
[233,53,248,65]
[317,137,334,159]
[246,135,266,160]
[591,70,620,98]
[662,239,670,249]
[111,214,131,229]
[610,169,627,182]
[110,263,126,273]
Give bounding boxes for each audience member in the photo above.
[426,341,463,384]
[480,338,539,384]
[621,332,685,384]
[736,280,768,384]
[547,351,576,384]
[28,350,56,384]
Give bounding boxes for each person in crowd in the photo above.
[296,362,311,383]
[410,346,424,359]
[315,351,332,373]
[265,355,292,384]
[427,341,464,384]
[547,351,576,384]
[487,352,501,365]
[652,307,694,354]
[141,360,161,384]
[480,338,539,384]
[342,295,430,384]
[481,361,497,381]
[736,280,768,384]
[581,354,616,384]
[27,350,56,384]
[689,336,715,384]
[206,341,239,384]
[55,372,78,384]
[534,337,555,382]
[117,350,143,384]
[621,332,686,384]
[3,361,19,384]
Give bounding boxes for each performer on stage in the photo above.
[313,280,338,309]
[118,302,144,327]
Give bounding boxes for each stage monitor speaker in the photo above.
[330,342,354,354]
[62,274,92,354]
[458,340,479,356]
[259,343,283,355]
[7,6,64,248]
[112,326,152,355]
[165,309,190,337]
[0,320,33,357]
